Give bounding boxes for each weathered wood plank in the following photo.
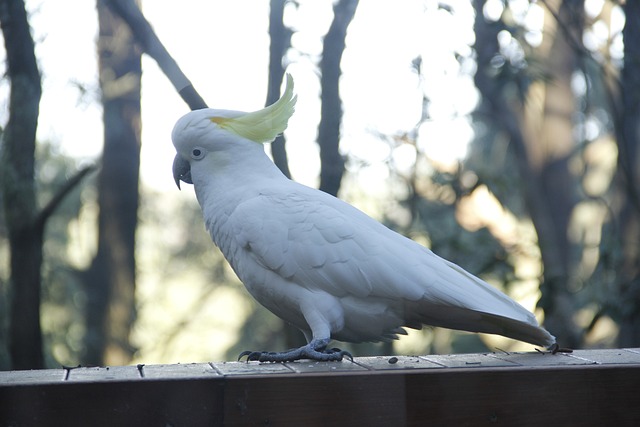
[420,352,519,368]
[568,348,640,364]
[140,362,220,379]
[65,365,141,382]
[222,370,409,426]
[0,379,225,427]
[353,355,443,370]
[0,367,65,385]
[211,360,295,375]
[2,349,640,383]
[402,365,640,426]
[220,365,640,427]
[282,359,369,373]
[1,349,640,426]
[489,351,596,366]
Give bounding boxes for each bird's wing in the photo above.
[228,186,553,345]
[232,188,509,309]
[229,189,420,298]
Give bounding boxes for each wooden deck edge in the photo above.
[1,349,640,426]
[2,348,640,385]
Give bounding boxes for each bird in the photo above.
[171,74,557,362]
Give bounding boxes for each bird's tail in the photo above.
[404,299,556,348]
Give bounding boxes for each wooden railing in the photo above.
[1,348,640,426]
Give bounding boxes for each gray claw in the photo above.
[238,338,352,363]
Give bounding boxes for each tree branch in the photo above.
[0,0,44,369]
[267,0,293,178]
[317,0,359,196]
[35,164,97,233]
[102,0,208,110]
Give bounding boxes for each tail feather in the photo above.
[405,299,556,348]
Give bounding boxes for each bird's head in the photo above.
[171,74,297,189]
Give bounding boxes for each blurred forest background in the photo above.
[0,0,638,370]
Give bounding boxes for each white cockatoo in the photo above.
[171,74,557,362]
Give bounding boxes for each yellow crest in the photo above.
[211,74,297,143]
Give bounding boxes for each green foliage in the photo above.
[37,143,92,368]
[0,141,93,368]
[379,160,518,354]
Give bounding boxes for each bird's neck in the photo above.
[192,146,286,223]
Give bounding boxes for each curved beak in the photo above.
[172,154,193,189]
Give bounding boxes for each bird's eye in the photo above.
[191,147,205,160]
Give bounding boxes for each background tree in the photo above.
[612,0,640,346]
[82,0,206,366]
[265,0,308,351]
[82,0,142,366]
[317,0,359,196]
[2,1,638,370]
[267,0,293,178]
[471,0,584,347]
[0,0,43,370]
[0,0,94,370]
[461,0,637,348]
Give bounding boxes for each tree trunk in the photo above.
[103,0,207,110]
[615,0,640,346]
[0,0,44,370]
[265,0,307,350]
[267,0,293,178]
[83,0,142,366]
[317,0,359,196]
[523,0,584,348]
[472,0,583,347]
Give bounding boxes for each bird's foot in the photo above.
[238,338,352,363]
[537,343,573,354]
[550,342,573,354]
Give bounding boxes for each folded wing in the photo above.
[229,184,555,347]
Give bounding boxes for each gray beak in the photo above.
[172,154,193,189]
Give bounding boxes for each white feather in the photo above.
[172,108,556,350]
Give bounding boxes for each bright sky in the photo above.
[4,0,478,196]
